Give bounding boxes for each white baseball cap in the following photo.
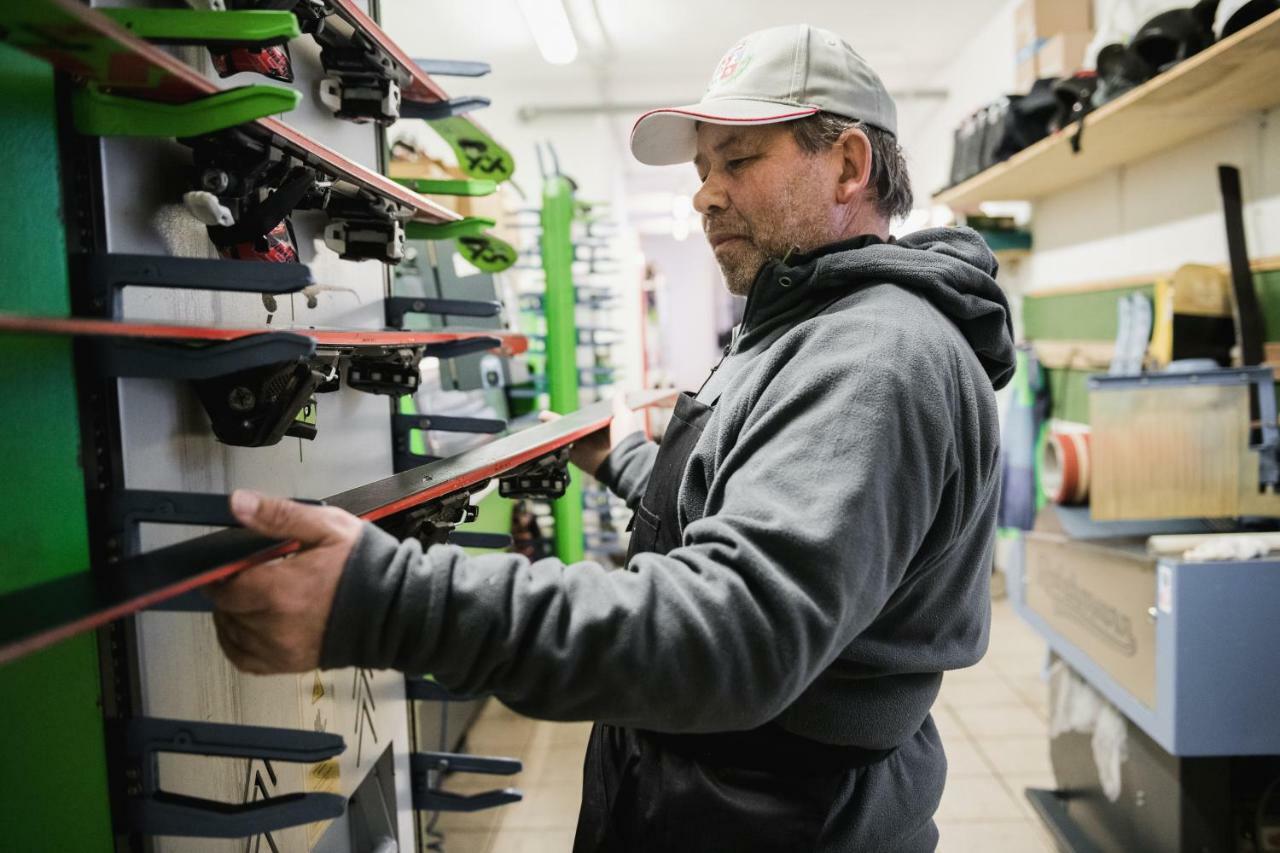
[630,24,898,167]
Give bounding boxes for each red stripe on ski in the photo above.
[0,391,677,666]
[0,313,528,356]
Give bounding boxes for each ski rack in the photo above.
[410,750,522,814]
[391,411,507,473]
[405,676,479,703]
[74,252,314,316]
[112,716,346,838]
[102,489,326,565]
[0,391,676,666]
[385,296,503,327]
[305,0,489,124]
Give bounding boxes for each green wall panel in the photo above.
[1023,283,1154,341]
[1044,368,1092,425]
[1025,270,1280,343]
[1254,269,1280,341]
[0,43,114,850]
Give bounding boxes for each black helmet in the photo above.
[1051,71,1099,131]
[991,77,1060,164]
[1131,2,1219,72]
[1214,0,1280,39]
[1092,43,1153,107]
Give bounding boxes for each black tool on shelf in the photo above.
[112,716,346,838]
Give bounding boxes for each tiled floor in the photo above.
[431,596,1057,852]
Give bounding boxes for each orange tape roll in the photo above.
[1042,429,1091,505]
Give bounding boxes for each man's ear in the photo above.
[835,128,874,204]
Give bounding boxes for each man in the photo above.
[209,24,1014,851]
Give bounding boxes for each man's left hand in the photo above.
[206,490,363,674]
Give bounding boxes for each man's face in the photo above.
[693,122,836,296]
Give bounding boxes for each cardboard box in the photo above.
[1036,31,1093,79]
[1015,56,1038,93]
[1014,30,1092,91]
[1014,0,1092,56]
[1023,511,1158,708]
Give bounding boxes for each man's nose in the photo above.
[693,176,726,216]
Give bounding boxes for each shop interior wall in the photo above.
[919,0,1280,426]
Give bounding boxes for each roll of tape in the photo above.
[1042,429,1091,505]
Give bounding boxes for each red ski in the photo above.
[0,313,527,355]
[0,390,676,666]
[0,312,528,446]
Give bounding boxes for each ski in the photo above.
[181,0,515,182]
[0,390,677,667]
[0,0,460,265]
[0,313,527,446]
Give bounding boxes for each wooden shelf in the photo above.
[934,10,1280,208]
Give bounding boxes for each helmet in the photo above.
[991,77,1060,164]
[1092,43,1153,106]
[1214,0,1280,38]
[1131,2,1218,72]
[1051,71,1099,131]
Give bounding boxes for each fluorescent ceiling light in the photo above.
[517,0,579,65]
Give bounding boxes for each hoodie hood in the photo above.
[738,226,1016,390]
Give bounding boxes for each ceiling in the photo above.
[383,0,1011,205]
[383,0,1012,98]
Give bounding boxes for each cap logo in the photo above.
[709,41,751,90]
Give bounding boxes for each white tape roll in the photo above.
[1042,428,1091,505]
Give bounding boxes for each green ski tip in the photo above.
[72,83,300,138]
[405,217,495,241]
[97,8,300,46]
[456,234,516,273]
[427,116,515,184]
[394,177,499,197]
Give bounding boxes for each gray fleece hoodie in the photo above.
[321,227,1015,750]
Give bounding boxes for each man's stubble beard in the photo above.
[708,181,833,298]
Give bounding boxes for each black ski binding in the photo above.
[499,448,570,500]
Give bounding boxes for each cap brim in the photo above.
[630,99,820,166]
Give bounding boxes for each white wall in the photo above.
[919,0,1280,302]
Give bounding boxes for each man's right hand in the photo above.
[541,393,643,477]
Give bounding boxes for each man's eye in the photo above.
[726,157,753,171]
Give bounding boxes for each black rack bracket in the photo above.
[88,332,315,381]
[384,296,502,327]
[404,676,484,702]
[112,716,345,839]
[75,252,313,317]
[411,750,522,814]
[390,413,505,474]
[400,95,491,121]
[412,58,491,78]
[105,489,325,577]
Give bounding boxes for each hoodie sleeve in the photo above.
[319,316,956,733]
[594,430,657,510]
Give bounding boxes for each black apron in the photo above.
[573,356,894,853]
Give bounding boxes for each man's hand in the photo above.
[541,393,643,477]
[205,490,363,675]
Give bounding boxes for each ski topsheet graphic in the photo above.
[0,0,461,264]
[0,390,677,666]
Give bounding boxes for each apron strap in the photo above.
[697,291,862,407]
